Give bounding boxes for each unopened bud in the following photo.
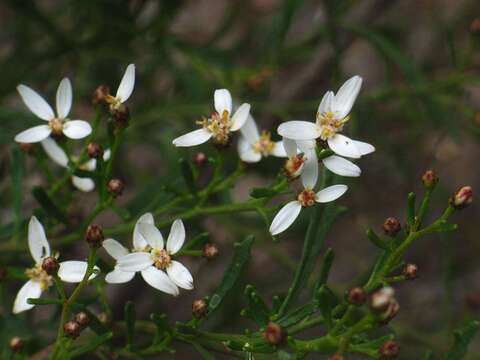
[19,142,35,154]
[383,217,401,236]
[42,256,59,276]
[379,299,400,324]
[92,84,111,105]
[262,322,286,345]
[402,263,418,280]
[74,312,90,328]
[64,320,81,338]
[85,224,104,248]
[471,18,480,34]
[107,178,124,198]
[111,104,130,128]
[9,336,23,352]
[348,287,367,306]
[450,186,473,209]
[202,243,219,259]
[87,143,104,159]
[421,170,438,189]
[379,340,399,359]
[328,355,345,360]
[370,287,395,312]
[192,299,208,318]
[194,152,207,167]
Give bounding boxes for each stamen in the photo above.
[253,131,275,156]
[297,189,316,207]
[198,110,232,145]
[25,264,53,291]
[151,249,172,270]
[49,118,64,135]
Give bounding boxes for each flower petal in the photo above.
[239,114,260,142]
[166,219,185,255]
[322,155,361,177]
[15,125,51,143]
[269,201,302,236]
[13,280,42,314]
[333,75,362,118]
[172,128,212,147]
[352,140,375,156]
[301,149,318,189]
[117,252,153,272]
[41,138,68,167]
[56,78,72,119]
[230,103,250,131]
[28,216,50,264]
[327,134,361,159]
[271,141,287,158]
[72,176,95,192]
[58,261,99,283]
[138,223,164,249]
[116,64,135,103]
[282,137,298,158]
[141,266,179,296]
[214,89,232,115]
[62,120,92,139]
[17,84,54,121]
[103,149,112,161]
[318,91,334,114]
[166,261,193,290]
[105,267,135,284]
[238,136,261,163]
[82,159,97,172]
[133,213,154,250]
[103,238,129,260]
[277,121,319,140]
[315,184,348,203]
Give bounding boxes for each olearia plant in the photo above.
[1,65,477,360]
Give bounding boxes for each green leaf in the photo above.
[179,158,197,195]
[407,192,416,227]
[125,301,136,348]
[243,284,270,326]
[366,229,389,250]
[208,236,254,314]
[70,332,113,358]
[431,221,458,233]
[315,285,335,330]
[193,343,216,360]
[32,187,69,224]
[27,297,63,305]
[250,187,279,199]
[445,320,479,360]
[277,302,318,328]
[150,313,170,343]
[183,232,210,251]
[315,248,335,290]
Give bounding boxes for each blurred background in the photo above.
[0,0,479,358]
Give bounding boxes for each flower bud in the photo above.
[202,243,219,260]
[87,143,104,159]
[9,336,23,352]
[107,178,125,198]
[383,217,401,236]
[192,299,208,318]
[379,340,399,359]
[450,186,473,209]
[348,287,367,306]
[262,322,286,346]
[471,18,480,34]
[42,256,59,276]
[19,142,35,154]
[370,287,395,312]
[92,84,111,105]
[74,312,90,328]
[379,299,400,324]
[421,170,438,189]
[64,320,81,339]
[85,224,104,248]
[111,104,130,128]
[194,152,207,167]
[402,263,418,280]
[328,355,345,360]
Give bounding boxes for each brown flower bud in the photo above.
[87,143,104,159]
[92,84,111,105]
[379,340,399,359]
[85,224,104,248]
[194,152,207,167]
[9,336,23,352]
[192,299,208,318]
[111,104,130,128]
[42,256,59,276]
[402,263,418,280]
[262,322,286,346]
[64,320,81,338]
[379,299,400,324]
[19,142,35,154]
[450,186,473,209]
[328,355,345,360]
[383,217,401,236]
[74,312,90,328]
[202,243,219,260]
[370,287,395,312]
[421,170,438,189]
[107,178,125,198]
[471,18,480,34]
[348,287,367,306]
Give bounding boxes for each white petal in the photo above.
[117,252,153,272]
[41,138,68,167]
[105,267,135,284]
[103,238,129,260]
[103,149,112,161]
[58,261,99,283]
[141,267,179,296]
[172,128,212,147]
[315,184,348,203]
[62,120,92,139]
[56,78,72,119]
[239,115,260,142]
[282,137,298,158]
[166,261,193,290]
[301,149,318,189]
[17,84,54,121]
[116,64,135,103]
[318,91,334,114]
[82,159,97,172]
[352,140,375,156]
[322,156,361,177]
[333,76,362,118]
[15,125,51,143]
[230,103,250,131]
[133,213,154,250]
[271,141,287,158]
[277,121,319,140]
[166,219,185,255]
[269,201,302,236]
[214,89,232,115]
[28,216,50,264]
[296,139,316,152]
[238,136,261,163]
[327,134,361,159]
[13,280,43,314]
[138,223,164,249]
[72,176,95,192]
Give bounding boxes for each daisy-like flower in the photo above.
[237,114,286,163]
[13,216,99,314]
[104,64,135,111]
[41,137,111,192]
[277,76,374,159]
[172,89,250,147]
[269,145,348,236]
[111,214,193,296]
[282,138,314,178]
[15,78,92,143]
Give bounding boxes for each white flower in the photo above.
[13,216,99,314]
[237,114,286,163]
[109,214,193,296]
[15,78,92,143]
[277,76,375,159]
[173,89,250,147]
[41,137,111,192]
[105,64,135,111]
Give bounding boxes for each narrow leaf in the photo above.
[179,158,197,195]
[32,186,69,224]
[445,320,479,360]
[366,229,389,250]
[125,301,136,348]
[243,284,270,326]
[70,332,113,358]
[315,248,335,290]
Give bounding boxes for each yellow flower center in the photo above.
[151,248,172,270]
[253,131,275,156]
[25,264,53,291]
[49,118,64,135]
[197,110,232,145]
[297,189,316,207]
[316,111,350,140]
[105,95,122,111]
[284,154,305,178]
